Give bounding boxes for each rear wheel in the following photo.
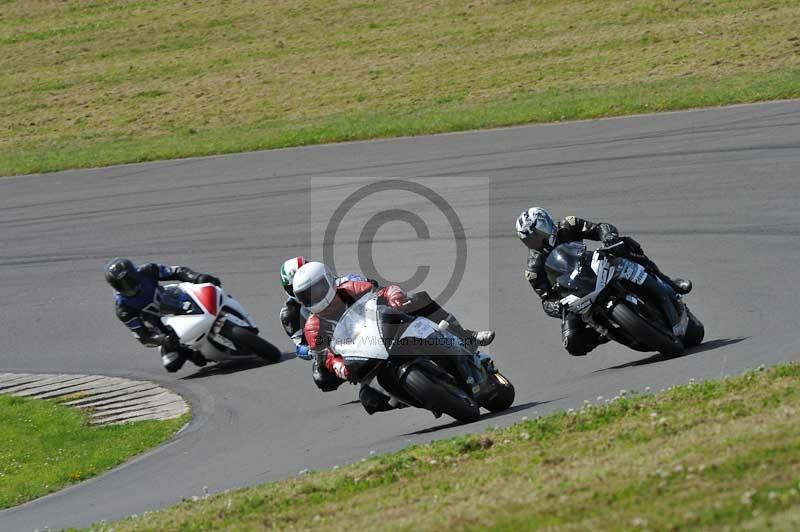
[481,372,515,413]
[223,325,282,363]
[610,302,683,355]
[403,368,480,423]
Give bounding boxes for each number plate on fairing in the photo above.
[619,260,647,285]
[400,318,438,339]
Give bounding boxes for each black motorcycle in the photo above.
[545,242,704,355]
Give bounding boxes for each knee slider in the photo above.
[359,386,392,415]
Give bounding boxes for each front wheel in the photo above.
[223,325,282,363]
[481,372,515,413]
[610,302,683,356]
[402,368,480,423]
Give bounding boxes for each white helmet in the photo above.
[293,262,337,314]
[516,207,556,251]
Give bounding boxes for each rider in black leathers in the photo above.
[105,257,221,372]
[516,208,692,356]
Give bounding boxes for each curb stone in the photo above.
[0,372,189,425]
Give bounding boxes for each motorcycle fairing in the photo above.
[563,252,650,315]
[399,317,439,340]
[183,284,218,315]
[160,282,259,362]
[331,293,390,361]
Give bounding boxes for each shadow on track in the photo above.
[403,398,562,436]
[595,337,750,372]
[181,353,294,380]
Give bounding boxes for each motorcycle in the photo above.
[545,242,704,355]
[155,282,281,366]
[330,292,514,423]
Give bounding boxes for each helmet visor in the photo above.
[295,276,333,309]
[520,230,550,251]
[114,273,139,296]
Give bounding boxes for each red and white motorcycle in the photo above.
[157,282,281,364]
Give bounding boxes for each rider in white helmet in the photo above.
[294,261,494,415]
[516,207,691,356]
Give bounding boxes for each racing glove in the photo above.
[295,344,311,360]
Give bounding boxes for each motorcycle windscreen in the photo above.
[331,292,390,360]
[157,285,204,316]
[544,242,596,295]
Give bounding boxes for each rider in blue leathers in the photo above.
[105,257,221,372]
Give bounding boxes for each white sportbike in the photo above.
[157,282,281,365]
[330,292,514,423]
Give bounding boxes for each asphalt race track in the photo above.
[1,101,799,530]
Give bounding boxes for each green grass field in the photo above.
[95,363,800,531]
[2,0,799,175]
[0,395,187,509]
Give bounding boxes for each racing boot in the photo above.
[445,320,495,353]
[360,385,400,415]
[669,277,692,295]
[161,351,187,373]
[466,329,496,348]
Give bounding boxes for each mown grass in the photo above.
[95,362,800,531]
[2,0,800,176]
[0,394,187,509]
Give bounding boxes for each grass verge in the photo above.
[2,0,800,176]
[0,394,187,510]
[94,362,800,530]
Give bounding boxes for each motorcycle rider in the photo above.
[105,257,222,372]
[278,256,371,361]
[515,207,692,356]
[293,261,495,415]
[279,256,314,360]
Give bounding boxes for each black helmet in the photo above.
[105,257,140,296]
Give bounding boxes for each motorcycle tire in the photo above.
[481,372,515,413]
[402,367,480,423]
[223,325,282,363]
[610,302,683,356]
[683,310,705,348]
